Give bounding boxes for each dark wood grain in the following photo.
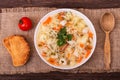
[0,0,120,80]
[0,0,120,8]
[0,72,120,80]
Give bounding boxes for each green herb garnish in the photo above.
[57,39,66,46]
[67,34,72,41]
[57,27,72,46]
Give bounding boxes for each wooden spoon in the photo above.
[100,12,115,70]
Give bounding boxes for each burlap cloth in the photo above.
[0,7,120,74]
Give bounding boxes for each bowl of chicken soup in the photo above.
[34,9,97,69]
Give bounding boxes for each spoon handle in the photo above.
[104,32,111,70]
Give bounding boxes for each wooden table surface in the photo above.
[0,0,120,8]
[0,0,120,80]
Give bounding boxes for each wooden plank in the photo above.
[0,0,120,8]
[0,0,120,80]
[0,72,120,80]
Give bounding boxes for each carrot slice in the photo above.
[43,17,52,25]
[88,32,93,38]
[48,58,59,66]
[80,43,84,48]
[58,15,63,20]
[48,58,55,64]
[85,45,92,51]
[85,50,91,58]
[58,12,64,20]
[42,52,46,57]
[76,56,83,63]
[58,24,62,29]
[66,53,71,59]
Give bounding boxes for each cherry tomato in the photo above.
[18,17,32,31]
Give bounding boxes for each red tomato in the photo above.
[18,17,32,31]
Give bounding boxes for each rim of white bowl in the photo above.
[34,8,97,70]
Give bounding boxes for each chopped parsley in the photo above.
[57,27,72,46]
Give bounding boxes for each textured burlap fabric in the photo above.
[0,7,120,74]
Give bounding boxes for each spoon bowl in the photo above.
[100,13,115,32]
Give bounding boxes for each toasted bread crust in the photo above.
[3,35,30,67]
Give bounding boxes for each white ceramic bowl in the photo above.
[34,9,97,70]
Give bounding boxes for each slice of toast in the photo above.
[3,35,30,67]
